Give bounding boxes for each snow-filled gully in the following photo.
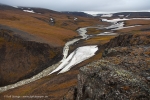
[1,18,148,93]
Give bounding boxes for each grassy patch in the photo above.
[86,28,106,35]
[0,10,105,47]
[82,35,116,45]
[124,19,150,26]
[114,19,150,37]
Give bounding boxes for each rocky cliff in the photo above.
[0,28,62,86]
[105,33,150,48]
[64,33,150,100]
[76,46,150,100]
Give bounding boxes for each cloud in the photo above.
[0,0,150,12]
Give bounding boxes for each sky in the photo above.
[0,0,150,14]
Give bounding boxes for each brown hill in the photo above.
[0,4,102,90]
[1,17,150,100]
[0,4,150,100]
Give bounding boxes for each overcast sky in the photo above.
[1,0,150,14]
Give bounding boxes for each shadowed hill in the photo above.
[62,11,93,17]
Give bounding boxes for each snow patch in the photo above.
[102,18,150,23]
[61,27,89,63]
[102,18,129,23]
[61,38,80,62]
[23,10,35,13]
[50,18,54,22]
[74,17,78,21]
[50,18,53,21]
[102,18,150,31]
[50,45,98,74]
[12,6,18,8]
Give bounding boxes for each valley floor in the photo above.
[0,8,150,99]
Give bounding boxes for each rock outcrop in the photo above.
[64,33,150,100]
[105,33,150,48]
[76,46,150,100]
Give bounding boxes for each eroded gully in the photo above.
[0,18,138,93]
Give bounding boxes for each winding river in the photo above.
[1,18,146,93]
[0,26,100,93]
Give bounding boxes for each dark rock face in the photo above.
[63,32,150,100]
[105,34,150,48]
[76,46,150,100]
[63,87,77,100]
[0,28,62,86]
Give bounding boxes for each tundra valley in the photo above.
[0,2,150,100]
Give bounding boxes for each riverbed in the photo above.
[0,17,146,93]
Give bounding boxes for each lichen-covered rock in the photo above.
[105,34,150,48]
[76,46,150,100]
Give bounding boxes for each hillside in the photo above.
[0,4,103,92]
[0,4,150,100]
[0,4,102,46]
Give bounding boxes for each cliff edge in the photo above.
[64,32,150,100]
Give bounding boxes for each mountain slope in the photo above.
[0,4,103,96]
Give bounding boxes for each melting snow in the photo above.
[105,22,124,29]
[61,27,89,63]
[102,18,150,23]
[50,18,54,22]
[61,38,80,62]
[102,18,150,30]
[74,17,78,21]
[50,45,98,74]
[50,18,53,21]
[23,10,35,13]
[102,18,129,23]
[12,6,18,8]
[77,27,88,39]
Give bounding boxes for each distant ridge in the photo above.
[62,11,93,17]
[113,12,150,18]
[0,3,18,10]
[17,6,60,14]
[97,12,150,18]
